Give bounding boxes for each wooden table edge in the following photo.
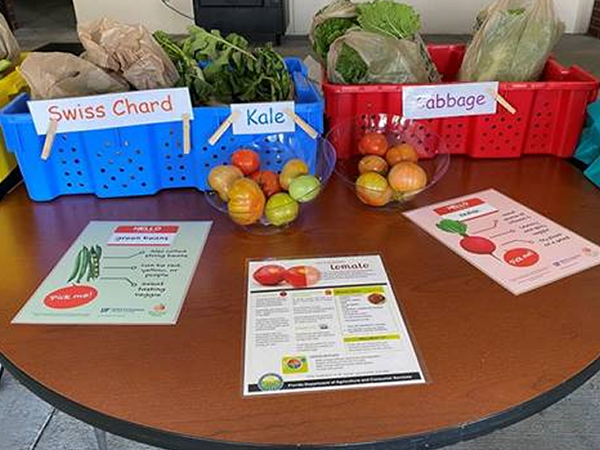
[2,349,599,450]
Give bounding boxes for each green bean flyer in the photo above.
[12,221,212,325]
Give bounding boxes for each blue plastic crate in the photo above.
[0,58,324,201]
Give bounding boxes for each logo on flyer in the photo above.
[282,356,309,374]
[257,373,284,392]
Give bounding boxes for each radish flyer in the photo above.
[12,221,212,325]
[243,255,425,396]
[404,189,600,295]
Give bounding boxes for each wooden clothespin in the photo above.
[488,89,517,115]
[182,113,191,155]
[284,108,319,139]
[41,119,58,161]
[208,111,240,146]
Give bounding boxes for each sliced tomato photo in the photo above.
[283,266,322,288]
[253,265,287,286]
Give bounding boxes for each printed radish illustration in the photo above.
[437,219,500,260]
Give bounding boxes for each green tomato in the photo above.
[288,175,321,203]
[265,193,300,226]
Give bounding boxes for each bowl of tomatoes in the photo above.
[205,134,336,233]
[329,114,450,209]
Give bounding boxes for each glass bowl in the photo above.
[328,114,450,209]
[205,134,336,234]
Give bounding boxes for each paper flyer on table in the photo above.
[243,255,425,396]
[404,189,600,295]
[12,221,212,325]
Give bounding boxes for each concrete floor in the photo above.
[2,1,600,449]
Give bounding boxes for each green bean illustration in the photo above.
[67,249,84,283]
[76,246,90,284]
[67,245,103,284]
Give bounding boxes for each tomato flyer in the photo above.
[404,189,600,295]
[12,221,211,325]
[244,255,425,396]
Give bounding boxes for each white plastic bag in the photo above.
[459,0,564,82]
[327,30,430,85]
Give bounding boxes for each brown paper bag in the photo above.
[21,52,129,100]
[0,13,20,62]
[78,18,179,90]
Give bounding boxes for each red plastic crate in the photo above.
[324,45,600,159]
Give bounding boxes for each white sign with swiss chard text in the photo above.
[231,101,295,135]
[403,82,499,120]
[28,88,194,135]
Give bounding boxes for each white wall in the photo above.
[71,0,593,35]
[72,0,194,33]
[289,0,594,34]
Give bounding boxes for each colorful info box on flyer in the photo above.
[243,255,425,396]
[404,189,600,295]
[12,221,212,325]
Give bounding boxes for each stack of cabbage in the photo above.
[459,0,564,82]
[311,0,440,85]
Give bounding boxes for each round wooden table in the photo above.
[1,157,599,450]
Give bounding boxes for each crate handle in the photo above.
[208,111,240,147]
[284,109,319,140]
[488,89,517,115]
[182,113,191,155]
[41,119,58,161]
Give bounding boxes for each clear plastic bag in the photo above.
[459,0,564,82]
[327,30,430,85]
[310,0,358,60]
[78,18,179,90]
[0,13,20,62]
[20,52,129,100]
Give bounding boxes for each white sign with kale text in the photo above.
[231,101,296,135]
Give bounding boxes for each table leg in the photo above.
[0,364,4,383]
[94,428,109,450]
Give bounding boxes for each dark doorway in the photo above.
[13,0,76,30]
[589,0,600,38]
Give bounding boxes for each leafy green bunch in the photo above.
[154,26,292,106]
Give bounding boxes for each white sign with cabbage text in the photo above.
[403,82,499,120]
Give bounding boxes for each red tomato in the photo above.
[358,133,388,156]
[284,266,322,288]
[253,265,287,286]
[231,149,260,175]
[251,171,282,197]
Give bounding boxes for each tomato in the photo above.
[253,265,287,286]
[251,170,281,197]
[386,144,419,165]
[279,159,309,190]
[284,266,322,288]
[358,133,388,156]
[388,162,428,193]
[355,172,393,207]
[231,149,260,175]
[227,178,266,226]
[265,193,299,226]
[289,175,321,203]
[358,155,388,175]
[208,165,244,201]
